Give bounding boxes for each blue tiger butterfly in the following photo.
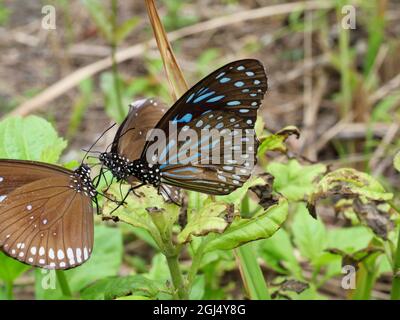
[99,59,268,202]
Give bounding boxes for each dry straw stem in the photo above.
[145,0,188,99]
[9,0,336,117]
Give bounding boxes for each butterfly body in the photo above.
[70,164,98,198]
[128,159,161,187]
[99,152,131,181]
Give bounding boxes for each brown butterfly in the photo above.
[0,160,97,270]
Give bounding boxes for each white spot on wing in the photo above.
[57,250,65,260]
[49,248,55,260]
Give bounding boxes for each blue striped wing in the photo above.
[142,59,267,194]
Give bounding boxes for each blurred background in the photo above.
[0,0,400,300]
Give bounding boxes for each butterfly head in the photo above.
[99,152,130,181]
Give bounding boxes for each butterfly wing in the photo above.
[142,59,267,194]
[112,98,169,161]
[109,99,182,203]
[0,160,94,269]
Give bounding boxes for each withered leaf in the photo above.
[271,279,309,299]
[352,198,393,240]
[249,173,279,210]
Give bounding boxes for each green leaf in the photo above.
[258,228,302,278]
[189,275,205,300]
[291,202,327,263]
[216,177,265,206]
[102,184,180,251]
[204,199,288,252]
[310,168,393,203]
[178,200,231,243]
[267,159,326,201]
[115,17,140,44]
[0,116,67,163]
[394,151,400,173]
[0,252,30,282]
[145,253,170,283]
[35,225,123,299]
[258,126,300,155]
[81,275,161,300]
[326,226,373,254]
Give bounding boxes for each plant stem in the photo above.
[56,270,72,298]
[234,196,271,300]
[235,244,271,300]
[187,239,208,291]
[5,280,13,300]
[111,0,125,121]
[353,262,376,300]
[337,0,352,119]
[165,247,187,299]
[391,225,400,300]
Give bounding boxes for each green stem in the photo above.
[337,0,352,118]
[165,247,187,299]
[187,239,208,291]
[235,244,271,300]
[5,280,13,300]
[111,0,125,121]
[391,226,400,300]
[56,270,72,297]
[234,196,271,300]
[353,262,376,300]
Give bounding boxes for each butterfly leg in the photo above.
[102,171,114,193]
[94,167,104,188]
[107,183,145,215]
[93,196,101,215]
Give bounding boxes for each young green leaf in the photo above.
[102,184,179,250]
[257,126,300,156]
[204,199,288,252]
[177,200,232,244]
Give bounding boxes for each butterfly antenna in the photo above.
[82,123,117,164]
[82,149,102,154]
